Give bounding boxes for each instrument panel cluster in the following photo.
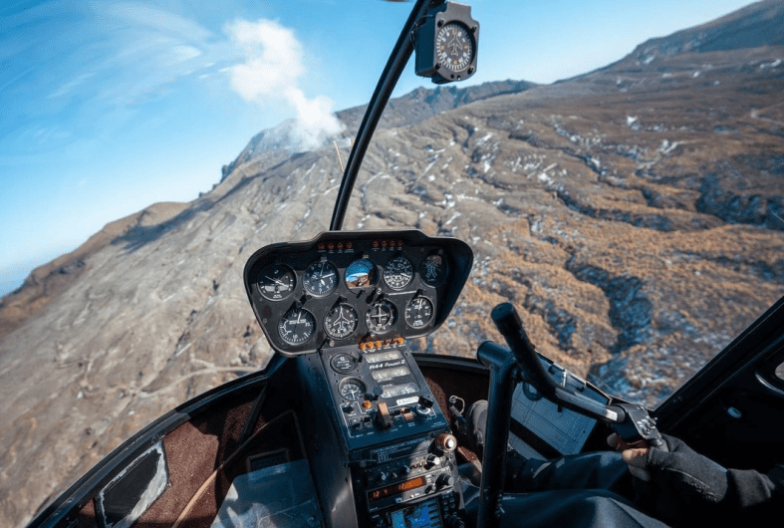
[243,230,473,356]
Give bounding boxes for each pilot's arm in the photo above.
[610,433,784,527]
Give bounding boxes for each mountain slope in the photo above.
[2,4,784,527]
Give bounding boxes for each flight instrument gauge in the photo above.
[346,258,377,290]
[415,2,479,84]
[383,255,414,290]
[366,299,397,334]
[420,254,448,286]
[278,308,316,345]
[339,378,366,401]
[405,297,435,329]
[324,304,359,340]
[330,353,357,374]
[304,260,338,297]
[258,264,296,301]
[436,22,474,73]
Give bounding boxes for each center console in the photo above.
[243,230,474,528]
[298,341,463,528]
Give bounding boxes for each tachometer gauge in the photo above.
[436,22,475,74]
[383,255,414,290]
[366,299,397,334]
[405,297,435,329]
[258,264,296,301]
[277,308,315,345]
[339,378,366,401]
[346,258,377,290]
[324,304,359,340]
[419,254,448,286]
[303,260,338,297]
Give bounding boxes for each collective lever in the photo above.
[490,302,667,450]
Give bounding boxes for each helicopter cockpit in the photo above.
[236,227,660,528]
[22,1,784,528]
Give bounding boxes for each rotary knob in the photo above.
[435,433,457,453]
[437,473,454,489]
[426,454,442,468]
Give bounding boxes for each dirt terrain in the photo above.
[1,2,783,527]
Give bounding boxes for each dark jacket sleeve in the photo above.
[726,463,784,509]
[637,435,783,527]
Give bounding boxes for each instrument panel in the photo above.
[243,230,473,356]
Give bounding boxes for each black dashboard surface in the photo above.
[243,230,473,356]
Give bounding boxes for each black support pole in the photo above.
[329,0,445,231]
[475,341,518,528]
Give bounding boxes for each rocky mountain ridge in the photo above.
[219,79,537,182]
[1,3,784,527]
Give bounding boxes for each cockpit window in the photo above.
[398,60,784,409]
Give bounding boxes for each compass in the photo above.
[436,22,474,74]
[324,304,359,340]
[415,2,479,84]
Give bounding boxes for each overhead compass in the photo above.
[415,2,478,84]
[436,22,474,74]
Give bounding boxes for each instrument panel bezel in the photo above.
[243,230,473,357]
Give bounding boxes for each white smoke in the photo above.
[225,19,344,151]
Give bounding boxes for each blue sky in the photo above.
[0,0,758,297]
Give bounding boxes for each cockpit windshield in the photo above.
[325,2,784,408]
[3,3,784,528]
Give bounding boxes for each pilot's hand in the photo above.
[607,433,730,526]
[607,433,651,481]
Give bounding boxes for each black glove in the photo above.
[629,434,782,527]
